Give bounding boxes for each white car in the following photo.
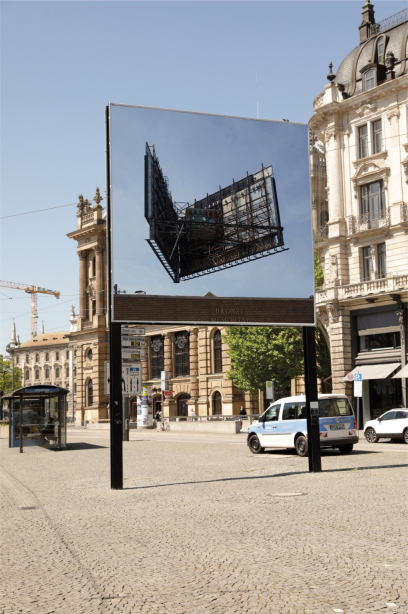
[364,409,408,444]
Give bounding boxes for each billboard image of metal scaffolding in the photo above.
[108,104,314,326]
[145,143,285,283]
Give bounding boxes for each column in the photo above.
[163,333,175,417]
[77,250,88,319]
[94,245,104,315]
[188,328,199,413]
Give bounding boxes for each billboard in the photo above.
[108,104,315,326]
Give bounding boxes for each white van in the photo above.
[247,394,358,456]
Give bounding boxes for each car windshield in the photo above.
[319,398,353,417]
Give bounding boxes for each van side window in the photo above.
[264,405,280,422]
[283,402,306,420]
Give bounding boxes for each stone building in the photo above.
[68,191,257,424]
[12,319,75,417]
[310,2,408,422]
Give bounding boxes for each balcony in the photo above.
[316,274,408,304]
[347,208,389,236]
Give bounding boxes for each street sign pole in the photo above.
[303,326,321,472]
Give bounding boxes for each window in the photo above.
[318,398,353,417]
[377,243,386,278]
[282,402,306,420]
[213,330,222,373]
[45,352,49,362]
[35,353,40,363]
[66,351,69,360]
[379,411,395,421]
[360,181,384,218]
[87,379,93,406]
[364,69,375,90]
[25,354,29,364]
[150,335,164,379]
[55,351,59,361]
[359,332,400,352]
[212,391,222,415]
[35,369,39,380]
[55,367,60,378]
[65,366,69,377]
[87,349,93,362]
[74,383,77,393]
[92,300,96,317]
[395,411,408,420]
[358,124,368,158]
[175,332,189,377]
[45,368,50,379]
[372,119,382,154]
[376,37,385,64]
[15,355,19,365]
[92,257,96,277]
[362,246,373,281]
[264,405,280,422]
[25,370,30,380]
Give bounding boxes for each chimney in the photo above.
[359,0,375,44]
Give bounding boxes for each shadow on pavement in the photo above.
[124,463,408,490]
[62,442,108,451]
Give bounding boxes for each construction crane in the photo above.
[0,281,60,338]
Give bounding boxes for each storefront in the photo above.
[350,304,407,423]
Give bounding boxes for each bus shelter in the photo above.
[5,385,68,452]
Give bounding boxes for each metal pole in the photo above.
[106,106,123,489]
[303,326,321,472]
[19,393,23,454]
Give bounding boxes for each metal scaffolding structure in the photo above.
[0,281,60,338]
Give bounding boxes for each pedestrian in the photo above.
[239,405,247,417]
[189,407,196,421]
[155,409,162,431]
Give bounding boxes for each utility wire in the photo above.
[0,297,79,324]
[0,203,77,220]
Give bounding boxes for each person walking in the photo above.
[239,405,247,418]
[155,409,162,431]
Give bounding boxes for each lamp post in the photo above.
[5,342,15,448]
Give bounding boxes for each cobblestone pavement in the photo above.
[1,430,407,614]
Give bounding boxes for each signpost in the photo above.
[265,381,274,401]
[346,371,362,433]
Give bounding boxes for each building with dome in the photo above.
[310,2,408,423]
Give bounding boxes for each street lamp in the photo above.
[5,342,15,447]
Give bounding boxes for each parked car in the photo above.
[364,409,408,444]
[247,394,358,456]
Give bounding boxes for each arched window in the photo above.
[175,332,189,377]
[87,379,93,406]
[212,391,222,415]
[86,348,93,363]
[213,330,222,373]
[25,370,30,381]
[55,351,59,361]
[376,36,385,64]
[45,352,49,362]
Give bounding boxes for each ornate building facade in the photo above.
[310,2,408,422]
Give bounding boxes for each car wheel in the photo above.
[365,427,379,443]
[248,435,265,454]
[295,435,308,457]
[403,429,408,445]
[338,444,353,455]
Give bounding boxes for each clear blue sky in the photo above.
[1,1,406,349]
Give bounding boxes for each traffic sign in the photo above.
[354,373,362,382]
[121,336,146,348]
[121,347,146,361]
[104,361,141,396]
[265,381,274,400]
[346,372,354,381]
[121,327,145,336]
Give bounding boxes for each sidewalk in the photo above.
[1,433,407,614]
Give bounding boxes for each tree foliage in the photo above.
[314,253,324,290]
[224,327,304,395]
[0,355,23,395]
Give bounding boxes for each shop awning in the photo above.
[342,363,401,381]
[393,364,408,379]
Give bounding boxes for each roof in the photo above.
[335,19,408,97]
[16,331,70,349]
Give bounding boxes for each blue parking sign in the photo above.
[354,373,363,382]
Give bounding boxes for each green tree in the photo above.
[224,327,303,396]
[314,253,324,290]
[0,355,23,396]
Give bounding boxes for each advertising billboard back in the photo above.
[108,104,315,326]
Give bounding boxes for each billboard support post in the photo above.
[303,326,321,473]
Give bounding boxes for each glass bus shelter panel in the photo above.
[59,395,67,449]
[11,399,20,448]
[42,395,62,449]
